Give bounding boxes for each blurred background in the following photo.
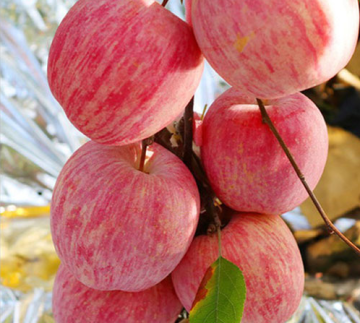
[0,1,359,322]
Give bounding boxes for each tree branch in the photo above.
[256,98,360,257]
[181,97,223,238]
[183,96,194,170]
[162,0,169,7]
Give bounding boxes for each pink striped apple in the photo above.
[48,0,204,146]
[53,264,183,323]
[185,0,193,26]
[172,213,304,323]
[200,88,328,215]
[191,0,359,99]
[50,141,200,292]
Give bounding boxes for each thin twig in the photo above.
[138,136,154,172]
[162,0,169,7]
[256,98,360,257]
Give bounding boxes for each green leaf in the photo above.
[189,256,246,323]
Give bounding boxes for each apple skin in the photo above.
[47,0,204,146]
[185,0,192,26]
[50,141,200,292]
[53,264,183,323]
[192,0,359,99]
[171,213,304,323]
[200,88,328,215]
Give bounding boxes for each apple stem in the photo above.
[256,98,360,257]
[183,96,194,169]
[200,104,208,121]
[162,0,169,7]
[139,136,154,172]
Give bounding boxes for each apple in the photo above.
[185,0,192,26]
[191,0,359,99]
[47,0,204,146]
[200,88,328,215]
[171,213,304,323]
[53,264,183,323]
[50,141,200,292]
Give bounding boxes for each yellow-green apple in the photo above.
[53,264,183,323]
[171,213,304,323]
[47,0,204,146]
[191,0,359,99]
[50,141,200,291]
[200,88,328,215]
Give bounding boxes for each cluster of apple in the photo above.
[47,0,359,322]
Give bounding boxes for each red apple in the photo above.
[53,264,183,323]
[48,0,204,146]
[185,0,192,26]
[200,88,328,215]
[172,213,304,323]
[191,0,359,99]
[50,141,200,291]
